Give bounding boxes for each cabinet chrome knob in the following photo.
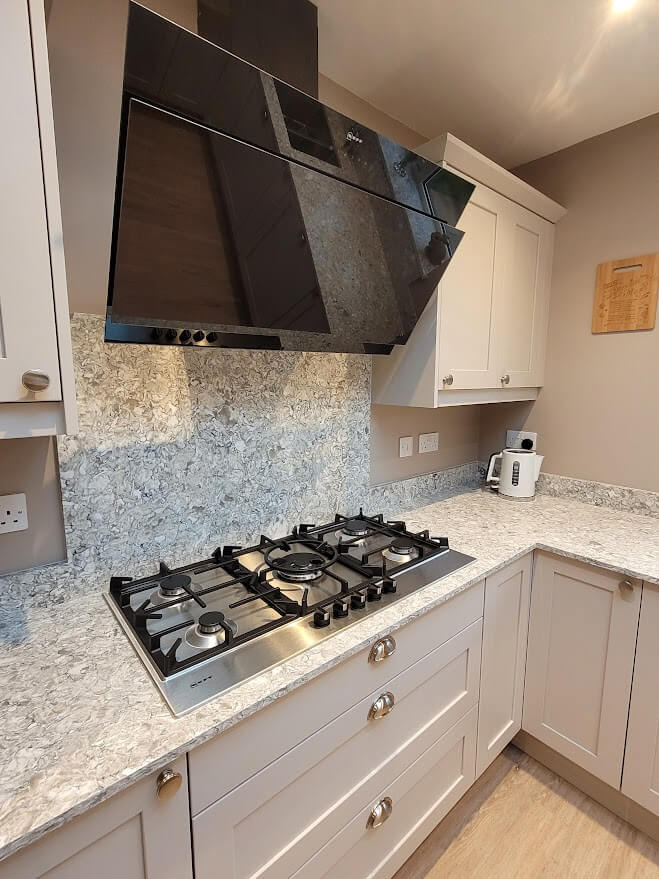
[22,370,50,392]
[156,768,182,800]
[367,796,393,829]
[500,374,510,385]
[368,691,395,721]
[619,579,635,594]
[443,374,454,386]
[369,635,396,664]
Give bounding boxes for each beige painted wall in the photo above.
[0,438,66,574]
[480,113,659,492]
[371,405,480,484]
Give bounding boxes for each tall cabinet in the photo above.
[0,0,76,438]
[371,134,565,408]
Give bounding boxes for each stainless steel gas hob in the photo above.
[106,511,475,715]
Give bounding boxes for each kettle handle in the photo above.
[486,452,502,485]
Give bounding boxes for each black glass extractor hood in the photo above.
[106,2,475,354]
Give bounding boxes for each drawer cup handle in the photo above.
[368,691,395,721]
[156,768,182,800]
[369,636,396,664]
[22,370,50,392]
[367,796,393,829]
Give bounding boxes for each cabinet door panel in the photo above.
[437,182,504,390]
[523,553,640,788]
[622,584,659,815]
[0,0,62,402]
[495,204,553,388]
[291,708,477,879]
[0,758,192,879]
[192,621,482,879]
[477,554,532,776]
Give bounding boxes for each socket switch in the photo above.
[506,430,538,450]
[399,436,414,458]
[419,432,439,454]
[0,493,28,534]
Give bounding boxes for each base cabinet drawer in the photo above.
[192,620,482,879]
[292,707,478,879]
[189,582,484,814]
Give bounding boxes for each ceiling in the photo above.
[315,0,659,168]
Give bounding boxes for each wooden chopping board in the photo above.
[592,252,658,333]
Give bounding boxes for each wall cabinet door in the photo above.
[0,0,62,403]
[476,554,532,776]
[436,181,507,391]
[622,583,659,816]
[523,553,641,788]
[493,201,554,389]
[0,758,192,879]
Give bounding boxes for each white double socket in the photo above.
[419,432,439,454]
[0,493,28,534]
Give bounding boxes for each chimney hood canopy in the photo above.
[106,2,474,354]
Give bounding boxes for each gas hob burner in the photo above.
[339,519,373,542]
[154,573,192,602]
[382,537,420,565]
[273,551,329,582]
[186,611,238,649]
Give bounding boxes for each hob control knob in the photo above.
[351,591,367,609]
[165,328,177,341]
[151,328,163,340]
[382,579,397,594]
[313,608,331,628]
[333,598,350,618]
[367,583,383,601]
[179,329,191,343]
[193,330,205,342]
[206,332,218,343]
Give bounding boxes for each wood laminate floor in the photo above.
[394,746,659,879]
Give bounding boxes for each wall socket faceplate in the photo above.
[0,493,28,534]
[399,436,414,458]
[419,432,439,454]
[506,430,538,450]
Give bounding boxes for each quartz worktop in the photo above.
[1,488,658,862]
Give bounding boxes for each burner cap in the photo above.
[342,519,371,537]
[389,537,415,555]
[278,552,323,572]
[159,573,192,596]
[198,611,225,634]
[275,551,327,582]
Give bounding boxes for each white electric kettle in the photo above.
[486,448,544,499]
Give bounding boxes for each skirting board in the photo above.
[513,731,659,844]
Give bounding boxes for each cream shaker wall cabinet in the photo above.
[371,134,565,407]
[0,0,77,438]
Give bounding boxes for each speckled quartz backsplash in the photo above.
[0,314,479,607]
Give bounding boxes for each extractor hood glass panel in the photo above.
[123,2,474,226]
[108,98,463,353]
